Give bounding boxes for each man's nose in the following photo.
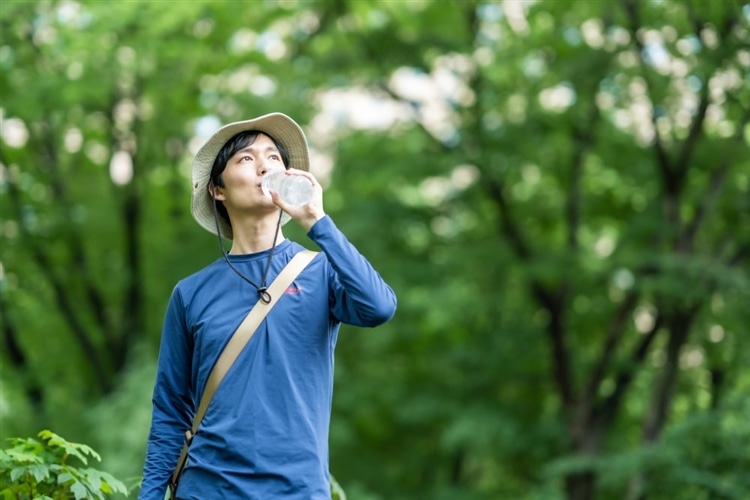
[258,158,270,175]
[258,159,281,176]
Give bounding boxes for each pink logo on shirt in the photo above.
[285,284,301,295]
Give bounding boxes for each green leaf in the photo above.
[9,466,27,482]
[70,480,90,500]
[57,470,75,485]
[80,468,129,496]
[0,489,19,500]
[38,430,101,466]
[330,475,347,500]
[84,467,102,492]
[3,448,43,465]
[26,463,51,483]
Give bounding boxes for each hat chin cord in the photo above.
[210,183,283,304]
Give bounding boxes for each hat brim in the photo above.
[190,112,310,239]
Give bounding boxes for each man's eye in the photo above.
[269,154,280,161]
[240,155,252,162]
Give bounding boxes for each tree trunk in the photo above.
[565,471,596,500]
[626,309,698,500]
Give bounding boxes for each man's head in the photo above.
[191,113,310,239]
[207,130,291,229]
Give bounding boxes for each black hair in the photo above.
[209,130,290,227]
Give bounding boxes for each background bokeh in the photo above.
[2,1,749,499]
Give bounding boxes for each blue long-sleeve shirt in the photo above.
[140,216,396,499]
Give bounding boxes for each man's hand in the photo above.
[268,168,326,232]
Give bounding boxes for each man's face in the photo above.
[214,133,285,216]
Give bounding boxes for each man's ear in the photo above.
[208,182,225,201]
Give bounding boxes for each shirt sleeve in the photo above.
[307,215,397,327]
[139,286,194,500]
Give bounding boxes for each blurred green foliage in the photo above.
[1,1,749,499]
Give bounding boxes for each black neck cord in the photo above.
[210,187,283,304]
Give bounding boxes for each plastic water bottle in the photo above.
[261,170,314,207]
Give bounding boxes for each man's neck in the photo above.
[228,213,285,255]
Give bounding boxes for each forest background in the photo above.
[1,1,749,499]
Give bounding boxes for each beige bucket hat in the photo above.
[190,112,310,239]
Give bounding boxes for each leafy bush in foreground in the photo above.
[0,430,128,499]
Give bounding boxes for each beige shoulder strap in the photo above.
[169,249,317,495]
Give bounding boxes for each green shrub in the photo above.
[0,430,128,499]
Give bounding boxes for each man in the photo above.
[139,112,397,499]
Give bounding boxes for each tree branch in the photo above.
[673,84,710,181]
[566,97,600,251]
[683,106,750,252]
[621,0,674,191]
[532,283,575,411]
[728,241,749,267]
[642,307,699,442]
[485,179,532,260]
[592,308,664,427]
[0,288,44,410]
[579,292,639,417]
[23,27,116,389]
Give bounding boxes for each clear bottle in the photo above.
[261,170,314,207]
